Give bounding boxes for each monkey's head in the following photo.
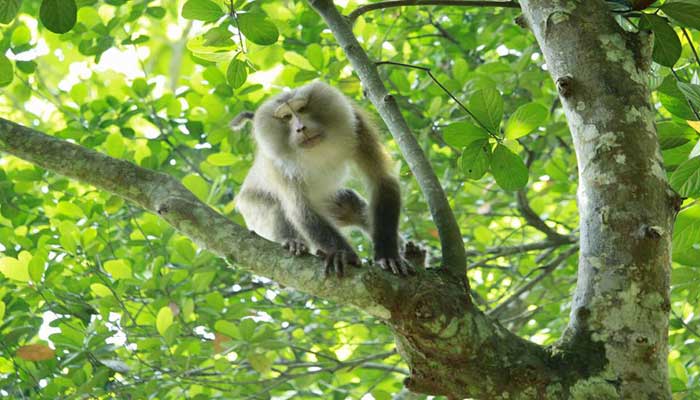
[252,81,357,161]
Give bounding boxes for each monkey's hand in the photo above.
[316,249,360,278]
[282,239,308,256]
[375,256,416,276]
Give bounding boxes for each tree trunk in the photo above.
[520,0,677,397]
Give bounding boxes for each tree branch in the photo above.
[0,117,392,319]
[348,0,520,23]
[309,0,467,278]
[465,236,577,258]
[516,189,570,241]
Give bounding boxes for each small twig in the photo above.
[488,245,578,317]
[465,237,577,258]
[375,60,497,136]
[348,0,520,23]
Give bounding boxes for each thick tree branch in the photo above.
[0,117,391,319]
[309,0,467,278]
[348,0,520,23]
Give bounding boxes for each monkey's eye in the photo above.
[282,114,292,121]
[297,106,307,113]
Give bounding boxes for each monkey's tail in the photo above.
[230,111,255,130]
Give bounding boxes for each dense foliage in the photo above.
[0,0,699,398]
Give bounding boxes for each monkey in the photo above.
[231,81,414,277]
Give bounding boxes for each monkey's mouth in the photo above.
[299,134,323,148]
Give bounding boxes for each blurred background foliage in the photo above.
[0,0,698,398]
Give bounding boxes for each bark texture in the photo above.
[520,0,676,398]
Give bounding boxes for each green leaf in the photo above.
[657,122,694,150]
[306,43,324,70]
[283,52,314,71]
[248,353,272,373]
[207,152,237,166]
[0,0,21,24]
[146,6,166,19]
[104,131,125,158]
[11,25,31,46]
[0,55,13,87]
[505,103,548,140]
[181,0,223,22]
[39,0,77,34]
[104,259,132,280]
[0,252,30,282]
[56,201,84,218]
[670,155,700,197]
[0,301,5,322]
[469,88,503,133]
[226,59,247,89]
[677,82,700,109]
[673,204,700,266]
[460,140,491,180]
[156,306,173,336]
[182,173,210,202]
[90,283,112,297]
[28,251,45,282]
[442,122,489,148]
[641,14,681,68]
[238,12,279,46]
[491,144,528,191]
[661,2,700,30]
[215,320,240,339]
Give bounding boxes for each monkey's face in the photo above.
[253,82,357,161]
[273,99,326,149]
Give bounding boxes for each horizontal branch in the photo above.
[348,0,520,23]
[0,118,392,319]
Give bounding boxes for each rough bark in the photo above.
[520,0,677,398]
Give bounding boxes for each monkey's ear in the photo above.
[230,111,255,131]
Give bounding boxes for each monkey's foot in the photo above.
[316,250,360,278]
[375,257,416,276]
[282,240,308,256]
[402,241,427,269]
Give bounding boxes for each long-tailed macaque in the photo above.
[232,81,413,277]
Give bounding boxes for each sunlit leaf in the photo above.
[504,103,548,140]
[181,0,223,22]
[238,12,279,45]
[156,306,174,336]
[469,88,503,133]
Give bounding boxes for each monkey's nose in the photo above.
[296,125,306,133]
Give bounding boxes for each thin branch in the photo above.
[488,245,578,317]
[375,60,496,137]
[465,236,577,258]
[348,0,520,23]
[681,27,700,68]
[309,0,467,278]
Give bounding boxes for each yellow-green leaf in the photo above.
[90,283,113,297]
[0,254,30,282]
[104,259,132,280]
[156,306,174,336]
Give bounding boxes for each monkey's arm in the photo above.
[352,109,414,275]
[328,189,370,232]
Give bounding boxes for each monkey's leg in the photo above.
[370,177,416,276]
[284,198,360,278]
[327,189,370,232]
